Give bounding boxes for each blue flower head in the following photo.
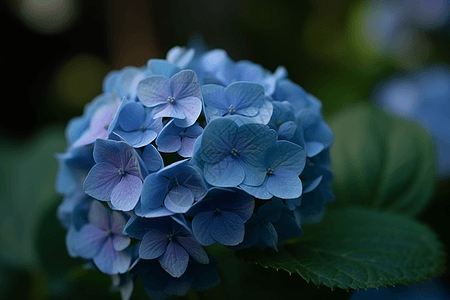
[84,139,143,211]
[124,215,209,278]
[137,69,202,128]
[197,117,277,187]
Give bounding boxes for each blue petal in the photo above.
[156,120,183,153]
[123,215,170,239]
[192,211,215,246]
[184,123,203,137]
[140,229,169,259]
[135,205,175,218]
[202,84,228,115]
[204,155,245,187]
[210,211,245,246]
[153,103,185,119]
[178,137,197,158]
[253,96,273,124]
[176,236,209,264]
[93,237,131,275]
[141,145,164,173]
[73,224,108,259]
[224,82,265,110]
[158,241,189,278]
[118,102,146,132]
[259,222,278,250]
[266,168,303,199]
[88,200,110,230]
[257,199,283,222]
[110,174,142,211]
[215,188,255,221]
[148,59,181,78]
[137,76,171,107]
[164,185,195,213]
[305,141,324,157]
[266,140,306,174]
[239,181,272,200]
[112,234,131,251]
[173,97,202,128]
[166,46,195,69]
[278,121,297,140]
[139,173,169,212]
[170,70,201,100]
[200,118,238,164]
[84,162,121,201]
[110,211,127,234]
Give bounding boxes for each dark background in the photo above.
[1,0,449,299]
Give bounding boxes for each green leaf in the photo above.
[329,105,436,216]
[240,207,444,291]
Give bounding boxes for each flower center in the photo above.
[266,168,274,175]
[276,120,283,126]
[179,131,186,138]
[139,124,147,131]
[228,105,236,114]
[231,148,239,156]
[167,96,176,103]
[118,168,125,176]
[214,208,221,215]
[167,233,174,241]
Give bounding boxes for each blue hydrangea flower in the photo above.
[84,139,143,211]
[240,140,306,199]
[374,64,450,177]
[103,66,148,100]
[186,188,255,246]
[109,101,163,148]
[267,101,305,145]
[166,46,195,69]
[137,160,207,217]
[137,70,202,127]
[202,82,273,124]
[72,201,131,275]
[197,117,277,187]
[241,198,302,250]
[124,215,209,278]
[133,255,219,300]
[68,93,121,148]
[197,49,287,95]
[156,120,203,158]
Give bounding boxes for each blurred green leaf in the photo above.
[240,207,444,291]
[329,105,436,216]
[0,127,66,268]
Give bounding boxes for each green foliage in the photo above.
[240,207,445,291]
[329,105,436,216]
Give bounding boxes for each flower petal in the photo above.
[173,97,202,128]
[118,102,146,131]
[225,82,265,110]
[191,211,215,246]
[84,162,121,201]
[139,173,169,213]
[204,155,245,187]
[164,185,195,213]
[137,76,171,107]
[88,200,110,230]
[94,237,131,275]
[73,224,109,259]
[266,168,303,199]
[152,103,185,119]
[210,211,245,246]
[112,234,131,251]
[170,70,201,99]
[158,241,189,278]
[176,236,209,264]
[200,118,239,164]
[110,175,143,211]
[140,229,169,259]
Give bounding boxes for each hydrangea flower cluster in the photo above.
[56,45,334,299]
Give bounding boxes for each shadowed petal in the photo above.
[140,229,169,259]
[94,237,131,275]
[110,211,127,234]
[176,236,209,264]
[73,224,109,259]
[158,241,189,277]
[210,211,245,246]
[192,211,215,246]
[140,173,169,213]
[118,102,146,131]
[112,234,131,251]
[88,200,110,230]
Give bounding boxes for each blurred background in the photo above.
[1,0,449,299]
